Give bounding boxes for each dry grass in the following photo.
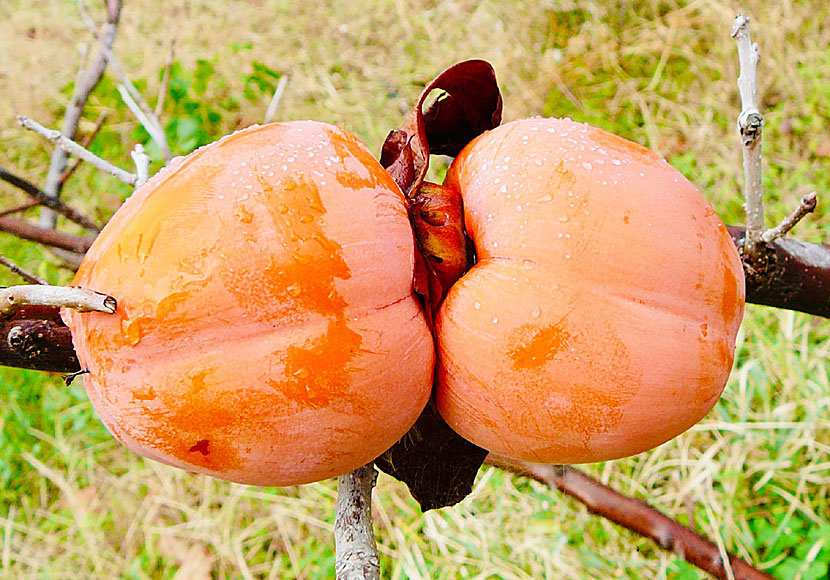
[1,0,829,578]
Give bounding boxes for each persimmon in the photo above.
[435,117,745,464]
[62,121,434,486]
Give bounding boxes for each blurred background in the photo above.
[1,1,828,578]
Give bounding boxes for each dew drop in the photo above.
[582,162,593,171]
[559,216,569,223]
[492,316,499,324]
[538,194,552,202]
[474,302,481,310]
[531,306,541,319]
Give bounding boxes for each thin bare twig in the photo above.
[487,456,776,580]
[0,167,101,231]
[18,116,138,187]
[58,113,109,186]
[761,192,818,244]
[155,40,176,118]
[79,0,171,161]
[1,285,116,319]
[334,464,381,580]
[0,201,40,219]
[732,14,765,259]
[264,75,290,123]
[39,0,122,229]
[0,255,47,285]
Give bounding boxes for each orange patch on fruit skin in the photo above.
[508,323,574,370]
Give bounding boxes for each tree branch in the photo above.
[487,456,776,580]
[57,112,109,186]
[0,216,94,254]
[732,14,765,259]
[0,166,101,231]
[0,254,47,285]
[264,75,290,124]
[335,464,381,580]
[0,201,39,218]
[39,0,122,228]
[761,192,817,244]
[18,116,138,187]
[0,285,116,319]
[79,0,171,162]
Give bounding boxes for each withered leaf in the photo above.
[379,59,502,198]
[375,399,489,511]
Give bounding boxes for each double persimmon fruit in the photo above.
[63,117,745,486]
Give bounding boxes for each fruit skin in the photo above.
[436,117,745,464]
[62,121,434,486]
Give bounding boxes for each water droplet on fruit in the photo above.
[531,306,541,318]
[287,283,302,298]
[538,194,552,202]
[474,302,481,309]
[492,316,499,324]
[582,162,592,171]
[559,216,569,223]
[121,319,142,346]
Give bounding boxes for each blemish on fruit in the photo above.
[189,439,210,456]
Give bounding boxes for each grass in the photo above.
[1,0,829,578]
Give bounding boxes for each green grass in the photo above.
[1,0,829,578]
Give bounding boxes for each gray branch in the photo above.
[18,116,138,187]
[334,464,381,580]
[39,0,122,228]
[1,285,116,318]
[731,14,765,259]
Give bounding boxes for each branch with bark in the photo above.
[335,464,381,580]
[487,456,775,580]
[38,0,123,229]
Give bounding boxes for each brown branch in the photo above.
[39,0,122,228]
[0,254,47,285]
[729,226,830,317]
[0,201,39,218]
[334,464,381,580]
[0,166,101,231]
[155,40,176,118]
[487,456,776,580]
[0,318,80,373]
[0,216,94,254]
